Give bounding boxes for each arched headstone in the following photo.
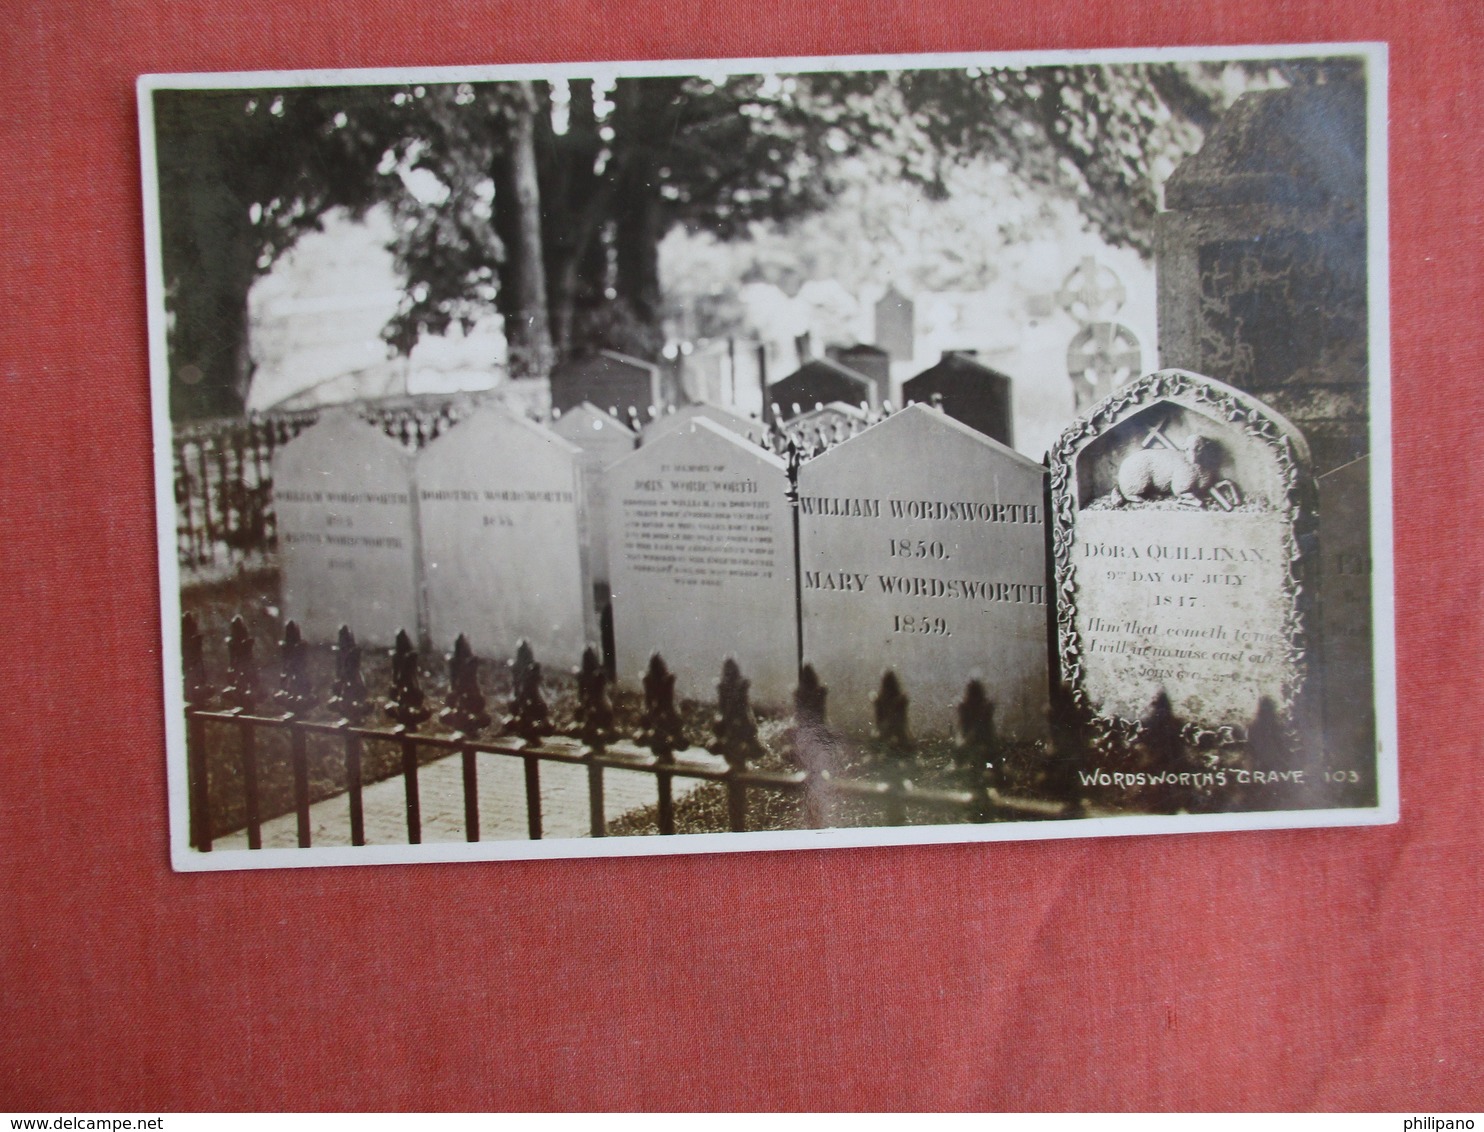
[1049,369,1316,743]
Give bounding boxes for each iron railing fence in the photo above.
[180,614,1076,852]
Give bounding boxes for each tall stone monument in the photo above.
[1049,370,1317,743]
[272,410,420,648]
[799,404,1049,739]
[606,417,796,706]
[1316,455,1376,802]
[1156,75,1368,478]
[416,406,590,661]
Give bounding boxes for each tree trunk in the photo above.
[611,80,668,354]
[492,81,555,379]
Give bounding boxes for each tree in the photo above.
[155,82,552,416]
[514,64,1230,359]
[157,60,1298,418]
[154,86,404,418]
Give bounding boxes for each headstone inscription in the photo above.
[550,402,636,607]
[798,404,1049,739]
[416,406,590,661]
[1050,369,1316,742]
[1316,455,1375,801]
[640,402,769,448]
[1156,77,1368,477]
[272,410,419,648]
[606,417,796,706]
[901,351,1015,448]
[549,349,663,419]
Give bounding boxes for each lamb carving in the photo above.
[1117,434,1219,505]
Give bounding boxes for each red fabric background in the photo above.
[1,0,1479,1112]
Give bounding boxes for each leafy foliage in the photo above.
[156,60,1297,417]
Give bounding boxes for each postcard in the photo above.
[139,43,1395,870]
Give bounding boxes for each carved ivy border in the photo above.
[1048,369,1313,747]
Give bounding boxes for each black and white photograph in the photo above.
[140,43,1395,869]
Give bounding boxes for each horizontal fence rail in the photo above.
[180,616,1077,852]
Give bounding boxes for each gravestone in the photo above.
[1156,76,1368,477]
[1316,455,1375,801]
[769,357,880,420]
[549,349,663,419]
[550,402,636,606]
[901,351,1014,448]
[827,344,891,398]
[875,286,915,362]
[1049,369,1316,740]
[798,404,1049,739]
[272,410,419,648]
[416,406,590,661]
[606,417,796,706]
[640,402,769,448]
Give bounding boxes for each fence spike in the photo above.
[955,679,999,782]
[1245,696,1292,773]
[712,658,763,770]
[222,616,257,711]
[181,613,212,707]
[574,647,615,746]
[440,634,491,735]
[793,664,827,731]
[328,625,370,723]
[638,653,687,761]
[274,621,314,714]
[1136,688,1182,770]
[505,641,550,742]
[510,639,536,700]
[872,670,912,754]
[384,629,431,727]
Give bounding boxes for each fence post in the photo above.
[182,613,214,852]
[872,670,912,826]
[221,616,261,849]
[328,626,370,845]
[273,621,315,847]
[574,647,615,837]
[385,629,431,844]
[713,659,763,833]
[639,654,687,835]
[506,640,550,840]
[441,634,490,843]
[956,679,998,823]
[790,664,833,829]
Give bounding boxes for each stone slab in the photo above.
[606,417,797,707]
[417,405,590,663]
[272,410,419,649]
[550,402,636,601]
[1317,455,1375,793]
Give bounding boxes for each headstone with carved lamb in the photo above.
[1049,369,1318,761]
